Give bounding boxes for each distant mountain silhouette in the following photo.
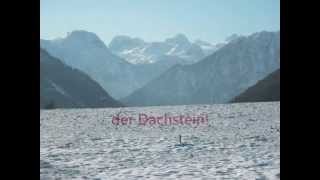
[231,69,280,103]
[40,48,122,108]
[109,33,221,64]
[122,31,280,106]
[41,30,185,99]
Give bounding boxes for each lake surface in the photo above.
[40,102,280,180]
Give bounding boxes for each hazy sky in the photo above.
[41,0,280,44]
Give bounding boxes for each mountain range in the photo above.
[41,31,139,99]
[41,30,280,107]
[41,31,224,99]
[40,48,122,108]
[122,31,280,106]
[109,33,224,64]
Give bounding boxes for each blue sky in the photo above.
[41,0,280,44]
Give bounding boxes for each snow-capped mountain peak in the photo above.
[109,34,222,64]
[109,35,146,52]
[165,33,191,47]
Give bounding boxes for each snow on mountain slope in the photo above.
[109,34,222,64]
[40,31,185,99]
[194,40,226,55]
[123,31,280,106]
